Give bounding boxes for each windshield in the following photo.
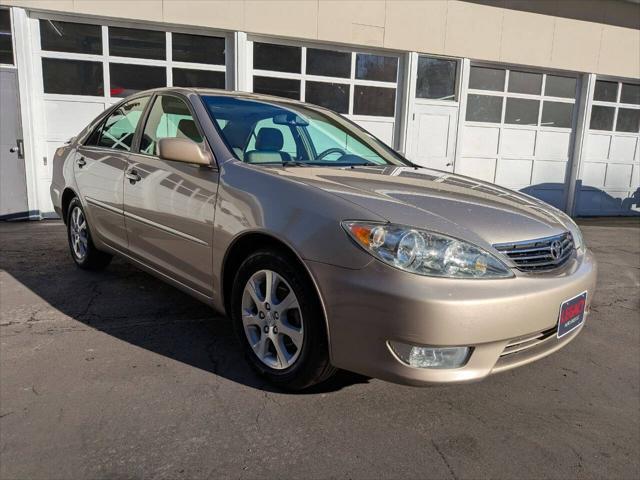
[201,95,410,167]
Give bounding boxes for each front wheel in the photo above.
[231,249,335,390]
[66,198,112,270]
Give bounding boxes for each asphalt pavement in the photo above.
[0,218,638,479]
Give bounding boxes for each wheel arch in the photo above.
[60,187,79,224]
[221,231,332,350]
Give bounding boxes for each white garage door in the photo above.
[30,15,229,213]
[248,39,402,147]
[577,79,640,215]
[457,65,578,210]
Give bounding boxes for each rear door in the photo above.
[75,96,150,249]
[123,94,219,295]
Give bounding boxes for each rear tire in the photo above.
[66,197,112,271]
[231,249,335,390]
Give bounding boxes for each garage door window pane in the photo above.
[620,83,640,105]
[505,98,539,125]
[353,86,396,116]
[508,71,542,95]
[545,75,576,98]
[42,58,103,96]
[109,27,165,60]
[355,54,398,82]
[305,81,349,113]
[416,57,457,100]
[469,66,505,91]
[0,9,13,64]
[109,63,166,97]
[253,76,300,100]
[172,33,224,65]
[593,80,618,102]
[306,48,351,78]
[173,68,225,89]
[253,42,301,73]
[589,105,615,130]
[541,101,573,128]
[616,108,640,133]
[40,20,101,55]
[466,94,503,123]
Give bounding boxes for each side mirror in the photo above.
[157,137,213,166]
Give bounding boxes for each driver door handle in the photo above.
[77,157,86,168]
[125,169,141,184]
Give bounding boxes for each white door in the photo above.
[576,79,639,216]
[408,104,458,171]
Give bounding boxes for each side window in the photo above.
[140,95,203,155]
[246,118,297,157]
[94,97,150,151]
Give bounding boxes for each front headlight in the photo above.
[342,221,513,279]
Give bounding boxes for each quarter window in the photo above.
[95,97,150,151]
[140,96,203,156]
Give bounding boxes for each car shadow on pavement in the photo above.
[0,221,370,394]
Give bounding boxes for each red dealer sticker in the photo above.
[557,291,587,338]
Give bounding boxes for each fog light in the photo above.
[389,341,471,369]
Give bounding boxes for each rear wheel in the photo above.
[231,249,335,390]
[66,198,112,270]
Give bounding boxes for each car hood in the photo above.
[271,165,571,247]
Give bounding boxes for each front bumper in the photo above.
[306,249,597,386]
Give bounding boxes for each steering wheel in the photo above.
[315,147,347,162]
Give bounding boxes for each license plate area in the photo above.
[557,291,587,338]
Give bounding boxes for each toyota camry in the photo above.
[50,88,597,390]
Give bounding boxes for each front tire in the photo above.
[231,249,335,390]
[66,198,112,270]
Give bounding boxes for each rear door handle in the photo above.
[77,157,86,168]
[125,169,141,184]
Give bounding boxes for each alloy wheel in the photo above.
[69,206,88,261]
[241,269,304,370]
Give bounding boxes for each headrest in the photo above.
[177,119,202,143]
[222,122,250,149]
[255,128,284,151]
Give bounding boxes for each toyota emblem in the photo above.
[550,240,563,260]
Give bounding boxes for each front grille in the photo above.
[494,232,574,272]
[499,327,557,358]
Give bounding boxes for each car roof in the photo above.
[138,87,311,108]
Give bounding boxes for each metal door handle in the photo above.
[126,170,141,183]
[9,147,18,153]
[9,139,24,159]
[77,157,86,168]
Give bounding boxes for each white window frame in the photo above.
[32,12,233,107]
[0,5,16,67]
[245,35,405,147]
[588,77,640,135]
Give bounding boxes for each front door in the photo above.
[408,103,458,172]
[123,94,218,295]
[0,67,29,219]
